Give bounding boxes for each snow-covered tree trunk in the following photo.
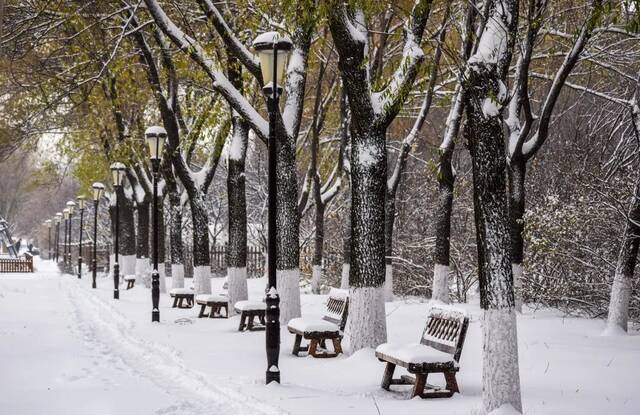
[605,176,640,334]
[118,187,137,279]
[190,196,211,295]
[341,194,351,290]
[463,1,521,412]
[384,195,395,302]
[226,103,249,313]
[167,190,184,289]
[508,159,526,312]
[135,200,150,282]
[311,202,325,294]
[432,148,455,303]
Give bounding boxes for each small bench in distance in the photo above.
[124,275,136,289]
[287,288,348,358]
[375,306,469,399]
[234,300,266,331]
[196,294,229,318]
[169,288,194,308]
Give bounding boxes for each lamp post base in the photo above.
[113,262,120,300]
[152,309,160,322]
[266,369,280,384]
[78,256,82,279]
[92,259,97,289]
[151,270,160,322]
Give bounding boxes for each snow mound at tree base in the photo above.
[488,404,521,415]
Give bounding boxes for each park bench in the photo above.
[169,288,194,308]
[196,294,229,318]
[287,288,348,358]
[375,306,469,399]
[124,275,136,289]
[234,300,266,331]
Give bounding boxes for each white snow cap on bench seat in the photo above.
[195,294,227,303]
[169,288,193,295]
[234,300,266,311]
[124,275,136,281]
[375,343,458,366]
[288,318,339,333]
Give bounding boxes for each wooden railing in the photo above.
[0,254,33,273]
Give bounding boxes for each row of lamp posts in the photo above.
[41,32,290,385]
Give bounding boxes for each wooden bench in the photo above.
[287,288,348,358]
[169,288,194,308]
[234,300,266,331]
[375,306,469,399]
[124,275,136,289]
[196,294,228,318]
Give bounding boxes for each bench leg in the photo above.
[308,339,319,357]
[198,304,207,318]
[222,304,228,318]
[292,334,303,356]
[209,305,217,318]
[381,362,396,391]
[247,315,254,331]
[177,297,184,308]
[444,371,459,394]
[172,297,178,308]
[238,313,247,331]
[411,373,427,398]
[332,338,343,355]
[258,314,265,325]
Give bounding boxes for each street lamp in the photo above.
[253,31,292,385]
[45,220,52,260]
[111,162,126,300]
[66,200,76,269]
[63,208,70,267]
[145,125,167,323]
[55,213,62,262]
[77,196,86,279]
[92,182,105,289]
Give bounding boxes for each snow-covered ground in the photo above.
[1,257,639,414]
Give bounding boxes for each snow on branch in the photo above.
[142,0,268,140]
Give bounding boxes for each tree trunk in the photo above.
[341,190,351,290]
[432,149,454,303]
[346,127,388,351]
[168,190,184,289]
[384,192,395,301]
[311,202,325,294]
[274,120,301,325]
[464,63,522,414]
[227,115,249,314]
[604,177,640,334]
[156,194,167,293]
[190,195,211,295]
[136,200,150,282]
[509,158,526,312]
[119,187,137,279]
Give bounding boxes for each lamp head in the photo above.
[110,162,126,187]
[92,182,105,201]
[63,208,70,220]
[66,200,76,215]
[252,31,292,87]
[144,125,167,163]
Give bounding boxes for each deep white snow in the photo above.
[1,257,640,414]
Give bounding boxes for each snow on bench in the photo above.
[169,287,194,308]
[234,300,266,332]
[287,288,348,358]
[196,293,229,318]
[124,275,136,289]
[375,306,469,399]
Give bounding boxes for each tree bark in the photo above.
[432,148,455,303]
[118,186,137,278]
[190,195,211,295]
[384,191,395,301]
[509,158,526,312]
[135,200,150,280]
[167,189,184,288]
[311,201,325,294]
[464,62,522,414]
[341,187,351,290]
[605,177,640,334]
[155,194,167,293]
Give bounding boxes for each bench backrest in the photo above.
[322,288,349,331]
[420,307,469,362]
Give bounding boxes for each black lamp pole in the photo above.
[264,42,281,385]
[78,203,85,279]
[63,216,69,266]
[92,199,99,288]
[68,211,73,268]
[151,159,160,322]
[47,225,51,261]
[113,189,120,299]
[55,220,60,262]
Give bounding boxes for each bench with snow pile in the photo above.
[169,288,195,308]
[196,293,229,318]
[287,288,348,358]
[234,300,266,331]
[375,306,469,399]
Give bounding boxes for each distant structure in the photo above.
[0,216,18,257]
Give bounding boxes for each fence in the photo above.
[180,245,265,278]
[61,242,111,272]
[0,254,33,273]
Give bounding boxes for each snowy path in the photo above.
[0,260,282,415]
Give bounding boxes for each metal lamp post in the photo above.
[253,31,292,385]
[66,201,76,269]
[45,220,52,260]
[111,162,126,300]
[63,208,70,267]
[77,196,86,279]
[92,183,105,289]
[55,213,62,262]
[145,126,167,323]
